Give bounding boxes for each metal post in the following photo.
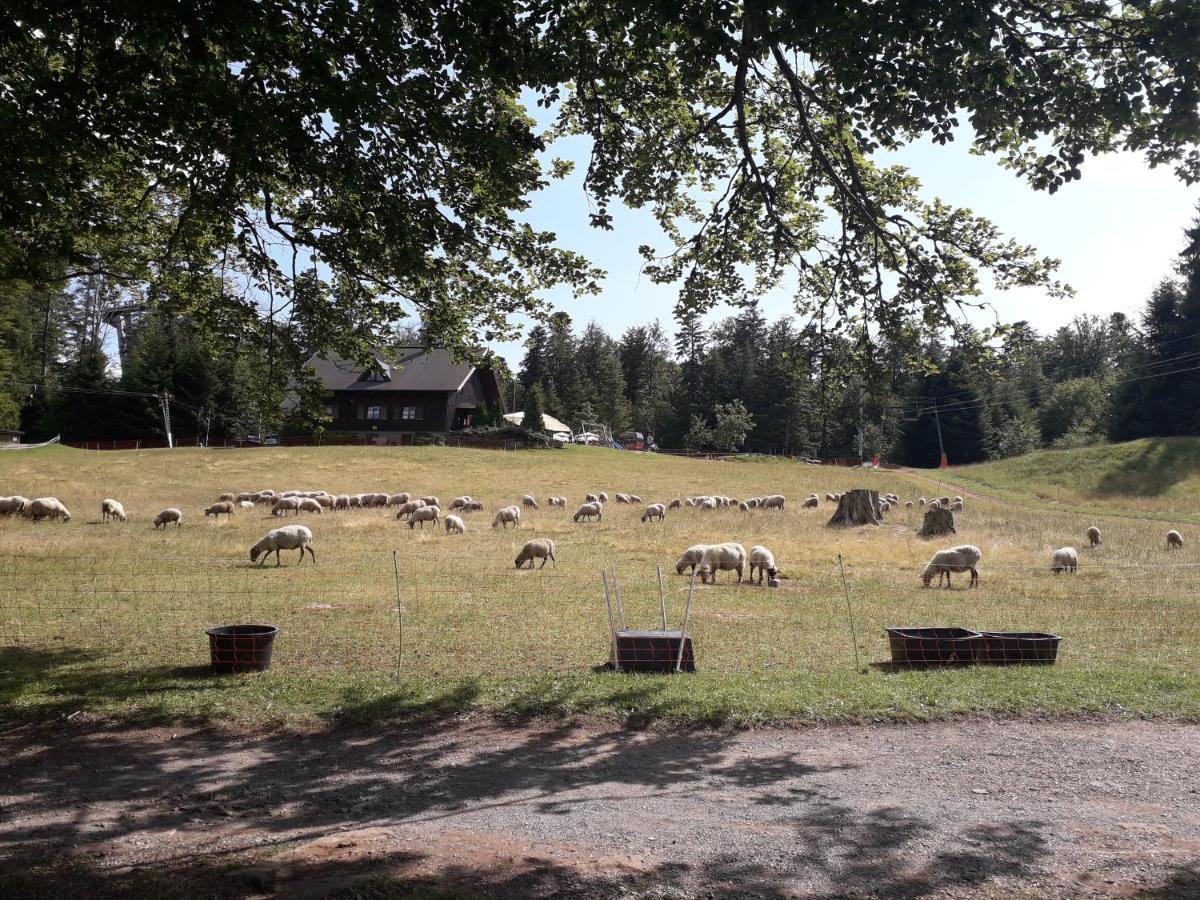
[676,570,697,672]
[837,555,861,671]
[611,564,626,629]
[656,565,667,630]
[392,550,404,674]
[932,403,946,468]
[603,569,620,670]
[159,392,174,449]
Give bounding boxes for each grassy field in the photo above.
[0,442,1197,728]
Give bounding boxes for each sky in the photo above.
[484,127,1200,368]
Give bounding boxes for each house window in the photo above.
[401,405,421,420]
[366,405,383,420]
[323,403,335,418]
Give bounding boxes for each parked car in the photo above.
[574,431,600,445]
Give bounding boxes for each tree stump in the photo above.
[918,506,957,538]
[826,489,882,527]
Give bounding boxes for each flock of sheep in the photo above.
[0,486,1188,580]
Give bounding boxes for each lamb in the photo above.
[24,497,71,522]
[802,495,818,509]
[387,492,412,507]
[238,500,255,509]
[295,497,323,514]
[419,496,440,509]
[394,500,426,520]
[153,507,183,528]
[522,494,539,509]
[0,496,29,516]
[515,538,556,569]
[448,496,472,510]
[492,505,521,529]
[272,497,301,516]
[444,514,465,534]
[675,544,709,575]
[249,524,315,566]
[409,505,440,528]
[573,501,603,523]
[641,503,666,523]
[921,545,982,589]
[748,545,778,585]
[762,494,785,510]
[1050,547,1078,574]
[101,498,127,522]
[1086,525,1102,548]
[204,501,235,519]
[698,542,748,584]
[1167,530,1184,550]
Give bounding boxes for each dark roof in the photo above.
[305,348,476,393]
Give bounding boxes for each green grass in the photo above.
[0,442,1197,728]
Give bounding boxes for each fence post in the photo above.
[837,555,861,671]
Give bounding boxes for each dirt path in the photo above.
[2,717,1198,898]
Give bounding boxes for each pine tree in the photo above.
[522,383,546,433]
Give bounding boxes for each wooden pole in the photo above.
[611,564,626,629]
[656,565,667,630]
[392,550,404,675]
[676,570,697,673]
[837,554,861,671]
[603,569,620,670]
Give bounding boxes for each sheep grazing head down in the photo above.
[249,546,262,563]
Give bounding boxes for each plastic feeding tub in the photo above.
[978,632,1061,666]
[205,624,279,674]
[885,627,981,666]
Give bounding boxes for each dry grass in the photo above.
[0,443,1197,727]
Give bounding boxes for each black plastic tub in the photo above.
[612,629,696,673]
[206,625,278,674]
[886,627,981,666]
[978,632,1061,666]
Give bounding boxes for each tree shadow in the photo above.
[1094,438,1200,497]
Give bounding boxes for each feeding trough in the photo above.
[604,566,697,673]
[206,624,279,674]
[978,632,1061,666]
[886,626,981,666]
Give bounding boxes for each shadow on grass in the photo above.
[1094,438,1200,497]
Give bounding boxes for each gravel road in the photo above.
[2,717,1198,898]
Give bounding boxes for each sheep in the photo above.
[448,496,472,510]
[641,503,666,523]
[745,497,760,509]
[954,496,963,504]
[295,497,323,514]
[598,491,609,503]
[921,545,982,589]
[387,492,412,507]
[515,538,556,569]
[462,499,485,513]
[762,494,785,510]
[738,501,749,511]
[939,496,951,507]
[219,492,235,502]
[700,497,718,510]
[492,505,521,529]
[444,514,465,534]
[802,495,818,509]
[0,496,29,516]
[825,492,836,502]
[1087,525,1102,548]
[918,497,927,506]
[675,544,709,575]
[929,499,942,510]
[547,496,567,507]
[748,545,778,585]
[572,501,603,523]
[950,500,964,512]
[698,542,747,584]
[394,500,426,520]
[615,493,632,504]
[204,501,235,519]
[348,494,363,508]
[522,494,539,509]
[280,491,301,498]
[684,497,696,507]
[585,493,599,503]
[905,500,914,509]
[238,500,255,509]
[1050,547,1078,574]
[333,495,351,510]
[629,494,643,504]
[272,497,301,517]
[419,496,440,509]
[409,505,440,529]
[667,498,682,510]
[153,507,182,528]
[315,494,334,509]
[23,497,71,522]
[1167,530,1184,550]
[101,498,127,522]
[250,524,315,566]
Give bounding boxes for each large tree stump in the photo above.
[826,489,882,527]
[918,506,957,538]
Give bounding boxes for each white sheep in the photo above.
[393,499,426,520]
[409,504,440,528]
[746,497,760,508]
[0,496,29,516]
[238,500,255,509]
[250,524,315,566]
[333,495,350,510]
[668,498,682,510]
[153,507,182,528]
[918,497,927,506]
[1050,547,1078,574]
[802,495,818,509]
[348,495,363,508]
[315,495,334,509]
[295,497,323,514]
[615,493,632,504]
[546,496,567,507]
[462,499,484,512]
[905,500,914,509]
[738,501,749,511]
[204,501,235,519]
[515,538,556,569]
[1167,530,1184,550]
[272,497,301,517]
[700,497,718,510]
[641,503,666,523]
[748,545,778,585]
[825,492,836,502]
[675,544,709,575]
[444,514,465,534]
[950,500,964,512]
[922,545,982,589]
[1087,525,1102,548]
[387,492,412,507]
[101,498,127,522]
[219,492,236,502]
[629,494,643,504]
[762,494,785,510]
[492,505,521,529]
[448,495,472,510]
[597,491,609,503]
[698,542,747,584]
[419,496,440,509]
[573,501,602,523]
[24,497,71,522]
[585,493,599,503]
[522,494,539,509]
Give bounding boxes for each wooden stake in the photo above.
[656,565,667,630]
[603,569,619,670]
[676,569,697,673]
[611,564,626,629]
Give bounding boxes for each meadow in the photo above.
[0,442,1197,728]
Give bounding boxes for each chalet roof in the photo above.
[304,348,476,393]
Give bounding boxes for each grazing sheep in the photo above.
[100,498,127,523]
[348,495,363,508]
[238,500,255,509]
[295,497,323,514]
[954,496,963,504]
[905,501,914,509]
[0,496,29,516]
[762,494,786,510]
[572,501,603,523]
[419,496,440,509]
[393,500,426,520]
[448,496,472,510]
[522,494,539,509]
[1050,547,1078,574]
[1086,525,1102,548]
[250,524,315,566]
[615,493,632,504]
[629,494,643,504]
[1167,530,1184,550]
[492,505,521,529]
[586,493,599,503]
[939,496,951,507]
[219,492,235,502]
[24,497,71,522]
[950,500,964,512]
[409,505,440,529]
[272,497,301,517]
[444,514,465,534]
[675,544,709,575]
[698,542,748,584]
[280,491,300,498]
[929,499,942,509]
[153,507,182,528]
[738,501,749,511]
[918,497,927,506]
[802,495,818,509]
[685,497,696,507]
[667,498,682,510]
[547,496,567,507]
[204,501,235,519]
[387,492,412,507]
[462,499,484,512]
[700,497,718,510]
[515,538,556,569]
[745,498,760,509]
[598,491,609,503]
[921,545,982,589]
[315,494,334,508]
[825,492,836,502]
[748,545,778,585]
[641,503,666,523]
[333,495,351,510]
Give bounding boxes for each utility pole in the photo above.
[856,391,865,462]
[932,403,946,469]
[159,392,174,449]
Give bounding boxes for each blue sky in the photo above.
[486,129,1200,368]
